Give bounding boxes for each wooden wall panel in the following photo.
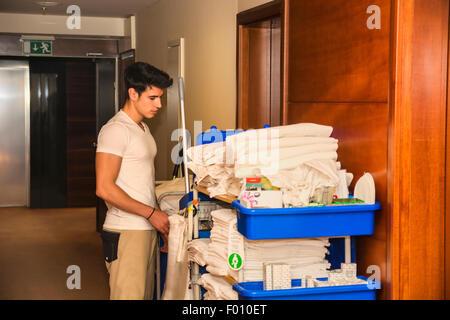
[245,0,449,299]
[287,102,389,299]
[389,0,448,299]
[288,0,390,103]
[447,3,450,298]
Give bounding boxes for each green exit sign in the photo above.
[23,40,53,56]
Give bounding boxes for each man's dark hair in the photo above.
[125,62,173,99]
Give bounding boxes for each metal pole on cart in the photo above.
[178,77,190,193]
[178,77,201,300]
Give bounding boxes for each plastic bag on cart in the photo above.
[161,213,191,300]
[155,177,193,215]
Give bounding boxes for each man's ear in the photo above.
[128,88,138,102]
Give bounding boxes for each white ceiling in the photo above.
[0,0,158,18]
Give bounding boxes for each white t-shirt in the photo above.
[96,110,157,231]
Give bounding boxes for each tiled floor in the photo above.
[0,207,109,300]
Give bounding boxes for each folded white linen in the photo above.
[187,123,342,204]
[187,141,226,165]
[204,209,333,293]
[211,208,238,223]
[235,151,338,177]
[229,123,333,143]
[232,136,338,153]
[242,237,331,281]
[187,238,210,266]
[245,237,330,248]
[243,262,331,282]
[235,143,339,166]
[197,274,238,300]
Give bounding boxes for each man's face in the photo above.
[131,86,164,119]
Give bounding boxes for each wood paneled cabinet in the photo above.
[237,0,449,300]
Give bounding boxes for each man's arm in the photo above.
[95,152,169,236]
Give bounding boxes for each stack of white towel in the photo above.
[243,238,331,282]
[186,142,241,198]
[205,209,242,281]
[197,273,238,300]
[191,209,331,299]
[191,208,240,300]
[228,123,341,207]
[187,123,350,207]
[187,238,210,267]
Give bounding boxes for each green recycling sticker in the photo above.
[228,253,243,270]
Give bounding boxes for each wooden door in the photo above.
[119,49,135,107]
[65,61,97,207]
[237,1,283,130]
[29,60,67,208]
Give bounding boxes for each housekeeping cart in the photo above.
[160,77,382,300]
[189,125,382,300]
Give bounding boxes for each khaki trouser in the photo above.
[103,228,157,300]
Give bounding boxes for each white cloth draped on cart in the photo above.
[264,159,341,207]
[161,214,190,300]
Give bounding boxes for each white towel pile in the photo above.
[197,273,238,300]
[186,238,210,267]
[228,123,341,207]
[193,209,331,299]
[186,142,241,198]
[187,123,351,207]
[205,209,242,281]
[191,209,241,300]
[243,238,331,282]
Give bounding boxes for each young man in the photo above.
[95,62,173,300]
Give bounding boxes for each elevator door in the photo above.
[29,60,67,208]
[0,60,30,207]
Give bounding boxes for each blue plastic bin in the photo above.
[195,126,243,146]
[232,277,379,300]
[231,200,381,240]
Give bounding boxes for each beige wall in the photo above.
[238,0,272,12]
[136,0,239,139]
[0,13,130,37]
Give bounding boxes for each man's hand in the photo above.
[149,209,170,252]
[160,234,168,253]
